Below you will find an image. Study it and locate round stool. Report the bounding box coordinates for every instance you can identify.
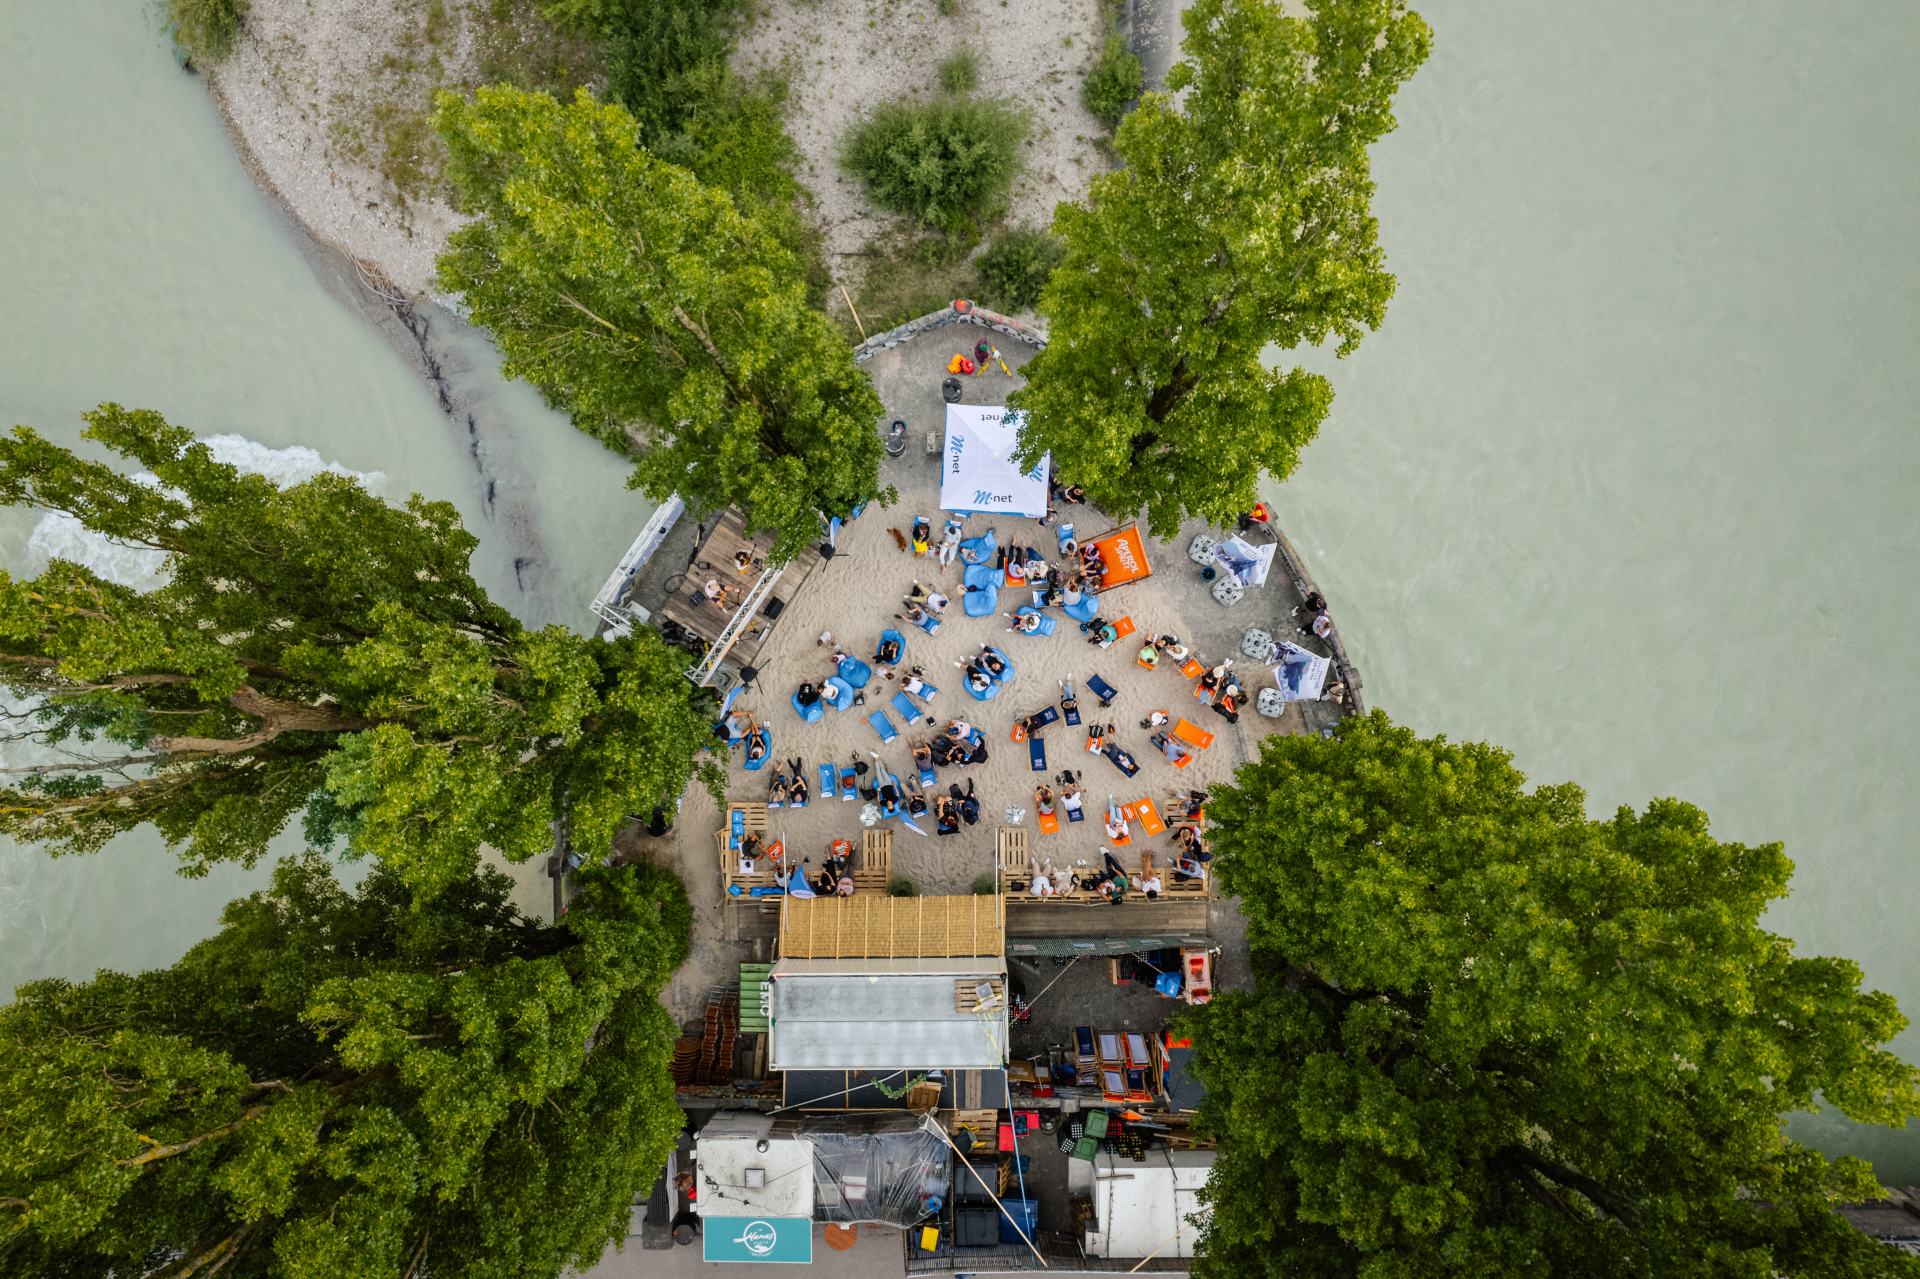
[1187,534,1217,566]
[1257,687,1286,719]
[825,1224,859,1251]
[1211,576,1245,606]
[1241,626,1273,659]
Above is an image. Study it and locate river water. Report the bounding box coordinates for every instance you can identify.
[1273,1,1920,1177]
[0,3,641,995]
[1,1,1914,1178]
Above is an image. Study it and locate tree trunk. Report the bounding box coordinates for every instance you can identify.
[151,688,369,755]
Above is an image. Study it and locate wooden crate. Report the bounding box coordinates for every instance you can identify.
[953,977,1006,1013]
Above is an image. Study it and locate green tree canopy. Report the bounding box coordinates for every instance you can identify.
[1191,711,1920,1279]
[1010,0,1430,536]
[0,406,717,898]
[0,853,690,1279]
[436,85,889,560]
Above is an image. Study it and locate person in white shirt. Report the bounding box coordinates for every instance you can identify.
[1028,857,1057,898]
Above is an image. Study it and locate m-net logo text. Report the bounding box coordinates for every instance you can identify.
[974,489,1013,505]
[733,1219,779,1257]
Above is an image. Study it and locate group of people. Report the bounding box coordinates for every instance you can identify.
[934,779,982,836]
[955,645,1010,693]
[1196,659,1245,724]
[1134,633,1192,670]
[1032,772,1086,821]
[794,839,856,897]
[1024,849,1156,905]
[897,580,952,629]
[766,758,810,807]
[1295,589,1334,641]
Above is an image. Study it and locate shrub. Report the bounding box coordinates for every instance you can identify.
[977,226,1065,311]
[166,0,244,66]
[1083,34,1144,130]
[938,49,979,94]
[842,97,1029,236]
[889,877,919,897]
[970,872,997,896]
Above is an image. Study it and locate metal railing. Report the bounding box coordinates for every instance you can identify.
[686,561,786,687]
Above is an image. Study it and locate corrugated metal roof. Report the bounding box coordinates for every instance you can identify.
[771,974,1007,1070]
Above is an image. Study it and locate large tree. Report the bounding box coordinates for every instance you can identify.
[1192,711,1920,1279]
[436,85,888,561]
[1010,0,1430,536]
[0,853,690,1279]
[0,406,717,899]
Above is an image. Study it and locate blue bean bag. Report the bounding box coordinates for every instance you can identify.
[874,628,906,666]
[983,646,1017,684]
[742,729,772,771]
[958,530,997,565]
[965,674,1005,702]
[1011,606,1057,638]
[838,656,873,690]
[790,690,825,723]
[964,586,998,618]
[822,675,856,711]
[1063,593,1099,623]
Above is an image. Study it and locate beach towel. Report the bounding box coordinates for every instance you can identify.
[1039,808,1059,834]
[1029,735,1047,772]
[1087,673,1118,706]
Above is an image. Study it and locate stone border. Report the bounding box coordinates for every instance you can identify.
[852,300,1049,365]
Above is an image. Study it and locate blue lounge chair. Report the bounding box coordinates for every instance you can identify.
[891,691,924,724]
[917,758,938,788]
[822,675,856,711]
[958,530,997,566]
[874,628,906,667]
[868,710,899,744]
[839,761,859,799]
[1057,523,1076,555]
[909,611,942,635]
[1011,606,1057,638]
[791,690,825,723]
[1063,594,1099,623]
[838,657,873,690]
[818,762,837,800]
[743,728,772,771]
[1029,734,1047,772]
[875,764,903,819]
[1087,673,1119,707]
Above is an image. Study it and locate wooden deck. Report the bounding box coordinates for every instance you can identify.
[656,507,821,672]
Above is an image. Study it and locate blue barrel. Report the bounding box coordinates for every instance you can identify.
[1155,971,1183,998]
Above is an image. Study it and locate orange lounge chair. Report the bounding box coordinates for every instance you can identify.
[1173,719,1215,750]
[1111,616,1136,644]
[1039,808,1060,834]
[1179,657,1204,679]
[1135,797,1167,836]
[1135,651,1158,672]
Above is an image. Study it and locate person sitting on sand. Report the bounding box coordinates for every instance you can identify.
[1034,784,1055,816]
[956,779,981,825]
[899,604,930,628]
[767,771,789,808]
[912,739,934,771]
[912,517,931,556]
[1137,643,1159,669]
[948,717,977,740]
[811,869,836,896]
[1154,634,1191,663]
[1007,610,1042,635]
[1060,781,1084,821]
[924,589,951,615]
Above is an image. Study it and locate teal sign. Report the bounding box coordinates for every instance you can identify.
[702,1216,814,1264]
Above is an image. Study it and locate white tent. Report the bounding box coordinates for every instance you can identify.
[1078,1149,1214,1259]
[940,404,1049,518]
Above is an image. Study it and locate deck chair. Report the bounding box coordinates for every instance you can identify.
[1029,734,1047,772]
[1135,797,1167,836]
[1060,677,1082,726]
[910,611,942,635]
[818,762,837,800]
[891,691,924,724]
[1087,673,1119,707]
[838,761,859,799]
[868,710,899,744]
[1110,616,1137,645]
[1174,719,1215,750]
[1180,658,1204,680]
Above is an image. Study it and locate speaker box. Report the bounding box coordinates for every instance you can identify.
[763,597,786,620]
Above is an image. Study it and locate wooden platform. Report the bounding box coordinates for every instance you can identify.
[1005,898,1208,936]
[779,893,1005,959]
[656,506,821,671]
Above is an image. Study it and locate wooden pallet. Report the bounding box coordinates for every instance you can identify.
[953,977,1006,1013]
[858,828,893,891]
[997,826,1030,894]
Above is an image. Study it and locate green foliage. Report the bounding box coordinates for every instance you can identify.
[938,49,980,94]
[977,226,1064,312]
[1081,34,1143,129]
[533,0,745,138]
[166,0,244,66]
[1188,710,1920,1279]
[437,87,888,560]
[889,877,918,897]
[1011,0,1429,536]
[970,871,996,895]
[842,97,1029,237]
[844,230,978,338]
[0,854,691,1279]
[0,406,718,898]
